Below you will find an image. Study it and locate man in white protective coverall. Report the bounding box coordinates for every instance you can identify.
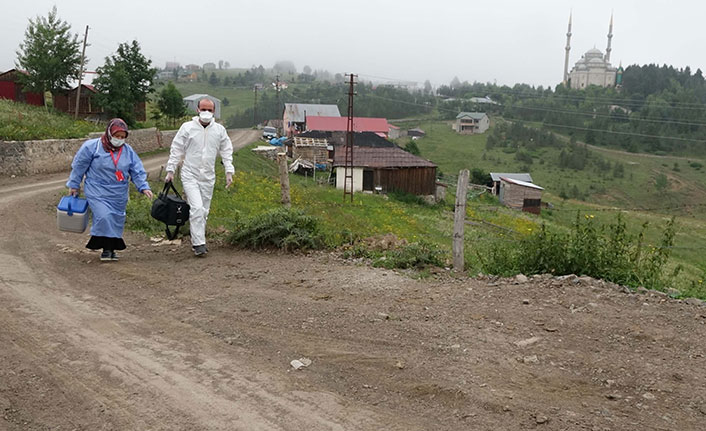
[165,97,234,257]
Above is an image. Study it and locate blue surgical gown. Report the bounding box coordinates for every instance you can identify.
[66,138,150,238]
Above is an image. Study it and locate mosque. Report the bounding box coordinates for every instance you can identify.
[562,13,624,89]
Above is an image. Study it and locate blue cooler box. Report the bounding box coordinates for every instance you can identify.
[57,196,90,233]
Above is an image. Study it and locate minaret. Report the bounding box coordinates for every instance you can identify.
[563,12,572,86]
[605,12,614,63]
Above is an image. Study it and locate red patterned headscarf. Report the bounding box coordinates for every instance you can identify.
[101,118,129,152]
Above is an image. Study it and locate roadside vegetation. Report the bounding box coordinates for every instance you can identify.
[0,99,101,140]
[125,135,706,299]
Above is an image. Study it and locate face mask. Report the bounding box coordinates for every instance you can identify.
[110,137,125,147]
[199,111,214,123]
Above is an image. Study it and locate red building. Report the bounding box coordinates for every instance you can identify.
[0,69,45,106]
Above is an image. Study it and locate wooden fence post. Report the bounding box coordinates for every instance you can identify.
[277,152,291,208]
[453,169,469,272]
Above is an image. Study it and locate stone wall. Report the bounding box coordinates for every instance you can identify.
[0,128,178,177]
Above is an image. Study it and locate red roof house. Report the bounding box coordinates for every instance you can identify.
[306,116,390,137]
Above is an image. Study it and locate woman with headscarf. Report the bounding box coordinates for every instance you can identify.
[66,118,154,262]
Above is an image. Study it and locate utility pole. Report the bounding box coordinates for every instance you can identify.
[253,83,259,126]
[275,74,281,115]
[74,25,89,119]
[343,73,357,202]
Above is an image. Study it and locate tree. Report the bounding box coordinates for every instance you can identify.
[218,60,224,70]
[423,80,432,95]
[303,65,312,75]
[450,76,461,89]
[655,173,668,191]
[93,63,135,123]
[209,72,219,86]
[112,41,156,105]
[273,60,296,74]
[157,81,186,126]
[222,96,230,106]
[404,140,421,156]
[15,6,81,107]
[93,40,156,125]
[224,61,230,69]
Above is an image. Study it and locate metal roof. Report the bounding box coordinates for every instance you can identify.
[284,103,341,123]
[469,97,498,104]
[183,93,221,102]
[332,146,436,168]
[306,116,389,133]
[456,112,488,120]
[500,177,544,190]
[490,172,533,182]
[298,131,396,148]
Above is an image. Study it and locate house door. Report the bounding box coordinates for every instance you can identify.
[363,170,374,191]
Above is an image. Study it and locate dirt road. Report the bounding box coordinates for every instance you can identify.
[2,129,706,430]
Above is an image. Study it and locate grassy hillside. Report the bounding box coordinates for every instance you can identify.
[398,119,706,289]
[126,136,706,298]
[0,99,102,140]
[157,81,257,119]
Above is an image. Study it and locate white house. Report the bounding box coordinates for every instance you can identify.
[453,112,489,134]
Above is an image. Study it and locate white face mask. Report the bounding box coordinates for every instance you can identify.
[110,136,126,147]
[199,111,214,123]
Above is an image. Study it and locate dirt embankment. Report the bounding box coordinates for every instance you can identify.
[1,129,705,430]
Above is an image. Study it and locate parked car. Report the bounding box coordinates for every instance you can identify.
[262,126,278,140]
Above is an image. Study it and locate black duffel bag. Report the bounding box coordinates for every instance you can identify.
[150,181,190,240]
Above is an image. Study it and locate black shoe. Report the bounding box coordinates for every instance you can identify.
[110,251,119,261]
[193,244,207,257]
[100,250,112,262]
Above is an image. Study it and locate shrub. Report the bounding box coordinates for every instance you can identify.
[473,213,679,291]
[372,241,447,270]
[344,240,447,270]
[227,208,323,251]
[388,190,428,206]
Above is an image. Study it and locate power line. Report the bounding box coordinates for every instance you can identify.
[509,105,706,128]
[475,90,706,110]
[507,117,706,143]
[359,92,706,144]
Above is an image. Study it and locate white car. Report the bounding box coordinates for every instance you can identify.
[262,126,278,140]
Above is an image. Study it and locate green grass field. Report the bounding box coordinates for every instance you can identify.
[399,118,706,289]
[0,99,102,140]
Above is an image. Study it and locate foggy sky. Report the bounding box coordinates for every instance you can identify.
[0,0,703,89]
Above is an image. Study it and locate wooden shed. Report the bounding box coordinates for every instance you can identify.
[53,84,103,118]
[498,177,544,214]
[332,146,437,195]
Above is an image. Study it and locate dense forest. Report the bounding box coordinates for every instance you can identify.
[438,64,706,155]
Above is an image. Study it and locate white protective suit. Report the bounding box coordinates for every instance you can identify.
[166,117,234,246]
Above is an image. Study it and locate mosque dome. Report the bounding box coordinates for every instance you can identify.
[585,48,604,58]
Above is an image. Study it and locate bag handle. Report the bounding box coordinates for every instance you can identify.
[66,198,73,216]
[161,180,184,199]
[165,225,181,241]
